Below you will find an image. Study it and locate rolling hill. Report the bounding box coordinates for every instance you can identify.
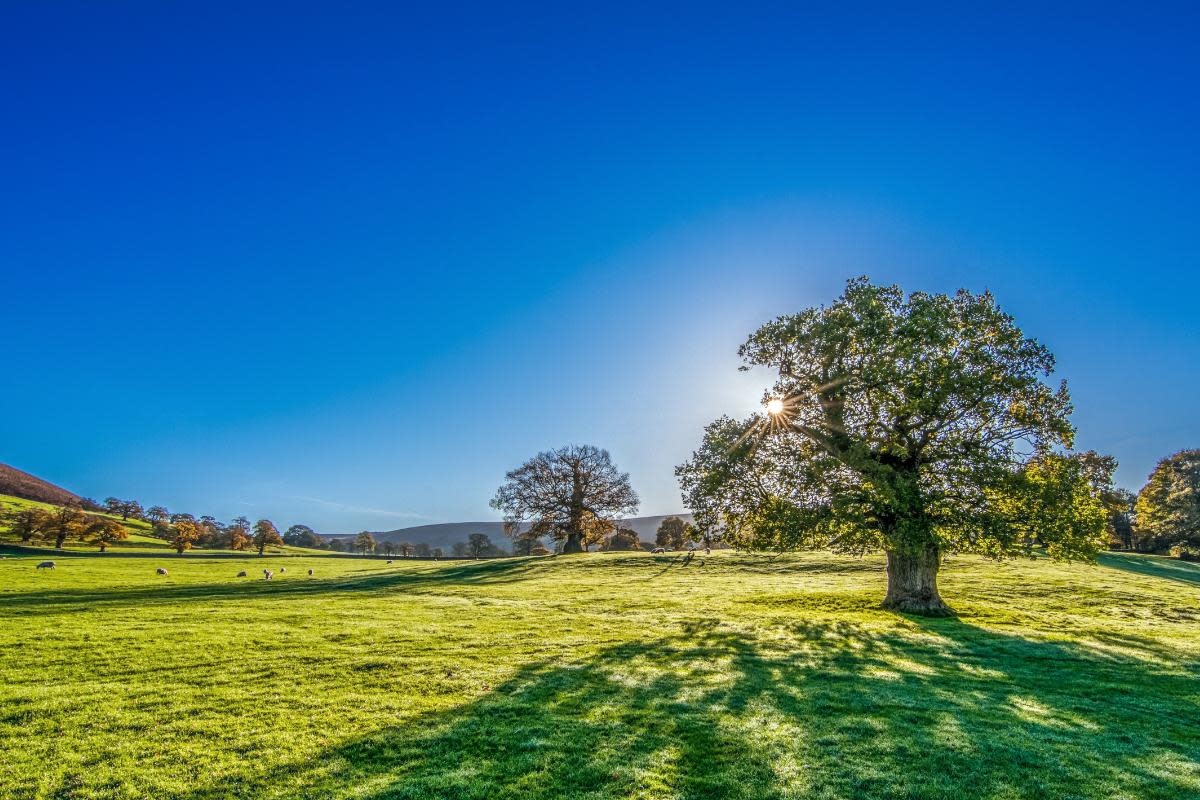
[329,514,696,550]
[0,462,83,507]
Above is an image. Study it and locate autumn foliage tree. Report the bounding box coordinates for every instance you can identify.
[677,278,1103,615]
[252,519,283,555]
[43,505,87,549]
[171,519,203,553]
[492,444,639,554]
[83,517,129,552]
[4,506,48,543]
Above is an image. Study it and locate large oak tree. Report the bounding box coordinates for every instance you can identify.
[677,278,1105,614]
[492,445,639,554]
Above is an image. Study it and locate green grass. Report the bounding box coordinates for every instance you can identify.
[1,550,1197,800]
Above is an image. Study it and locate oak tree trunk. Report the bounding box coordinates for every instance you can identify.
[562,532,584,554]
[882,544,952,616]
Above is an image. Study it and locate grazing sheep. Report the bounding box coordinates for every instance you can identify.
[651,548,665,554]
[156,567,168,576]
[279,567,285,573]
[263,569,273,580]
[36,560,56,569]
[307,568,313,576]
[387,560,393,564]
[237,570,248,577]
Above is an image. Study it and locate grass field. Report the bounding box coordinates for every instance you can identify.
[2,550,1198,800]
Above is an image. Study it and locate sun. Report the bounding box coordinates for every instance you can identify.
[765,397,785,415]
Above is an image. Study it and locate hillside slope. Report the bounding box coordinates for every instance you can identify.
[330,514,696,549]
[0,462,82,506]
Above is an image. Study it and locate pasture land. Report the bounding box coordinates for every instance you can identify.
[1,550,1198,799]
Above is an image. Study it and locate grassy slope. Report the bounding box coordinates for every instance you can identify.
[1,551,1197,800]
[0,494,322,556]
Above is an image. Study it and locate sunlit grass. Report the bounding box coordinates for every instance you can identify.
[1,550,1197,799]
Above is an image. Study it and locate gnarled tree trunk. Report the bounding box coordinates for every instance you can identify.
[882,543,952,616]
[562,532,584,553]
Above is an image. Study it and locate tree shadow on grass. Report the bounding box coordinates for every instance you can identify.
[1098,553,1200,587]
[152,618,1199,800]
[0,557,543,611]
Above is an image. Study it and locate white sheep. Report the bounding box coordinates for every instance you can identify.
[156,567,168,576]
[36,560,56,569]
[263,569,273,580]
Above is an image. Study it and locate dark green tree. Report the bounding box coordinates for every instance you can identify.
[655,516,694,550]
[1134,450,1200,555]
[677,278,1100,615]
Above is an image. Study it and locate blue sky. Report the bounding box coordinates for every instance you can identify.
[3,3,1198,532]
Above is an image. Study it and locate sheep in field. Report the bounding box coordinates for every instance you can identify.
[387,560,393,564]
[263,569,273,580]
[237,570,248,577]
[36,561,55,569]
[156,567,168,576]
[307,568,313,575]
[279,567,285,573]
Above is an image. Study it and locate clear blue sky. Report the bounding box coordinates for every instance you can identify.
[3,3,1198,533]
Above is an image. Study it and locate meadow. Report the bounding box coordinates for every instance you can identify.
[1,550,1198,800]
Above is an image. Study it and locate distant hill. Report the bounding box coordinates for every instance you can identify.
[0,462,83,507]
[329,514,696,550]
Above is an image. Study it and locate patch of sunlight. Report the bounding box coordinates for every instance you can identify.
[932,711,976,753]
[1076,636,1175,667]
[881,655,938,676]
[953,661,1007,679]
[1009,696,1099,731]
[1142,749,1200,787]
[862,667,904,681]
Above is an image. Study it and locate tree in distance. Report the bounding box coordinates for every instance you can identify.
[380,541,396,557]
[506,521,544,556]
[354,531,376,555]
[467,532,493,559]
[601,527,641,551]
[283,524,323,548]
[492,444,640,554]
[84,517,128,552]
[413,542,432,558]
[171,519,203,553]
[677,277,1107,615]
[4,506,48,543]
[252,519,283,555]
[398,541,415,557]
[43,505,87,549]
[1135,450,1200,556]
[655,516,695,550]
[103,498,143,521]
[225,517,251,551]
[144,506,169,524]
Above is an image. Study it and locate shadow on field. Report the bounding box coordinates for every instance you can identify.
[1098,553,1200,587]
[0,558,541,610]
[158,618,1199,800]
